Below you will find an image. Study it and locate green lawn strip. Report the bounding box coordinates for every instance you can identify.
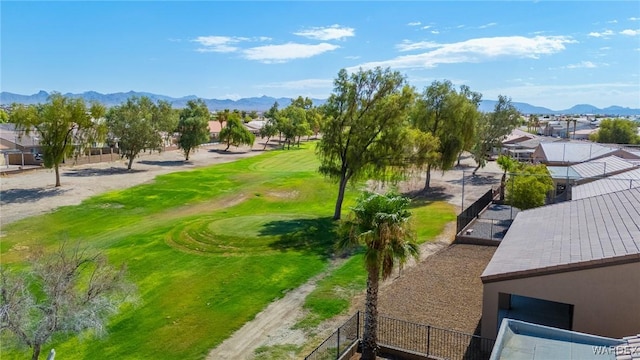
[254,344,301,360]
[296,201,456,332]
[0,144,364,359]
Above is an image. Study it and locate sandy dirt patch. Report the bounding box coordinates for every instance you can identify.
[0,144,261,226]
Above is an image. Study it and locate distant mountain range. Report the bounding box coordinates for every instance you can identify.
[2,90,640,116]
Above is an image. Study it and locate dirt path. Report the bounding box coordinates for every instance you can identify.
[215,157,503,359]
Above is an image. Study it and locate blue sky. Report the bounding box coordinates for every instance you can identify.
[2,1,639,110]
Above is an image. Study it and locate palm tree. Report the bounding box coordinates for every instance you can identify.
[339,192,419,360]
[497,155,519,202]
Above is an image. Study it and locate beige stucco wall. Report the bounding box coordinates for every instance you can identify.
[481,262,640,339]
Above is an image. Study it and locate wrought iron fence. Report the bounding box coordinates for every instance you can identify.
[304,312,359,360]
[305,312,495,360]
[457,189,495,233]
[376,315,495,360]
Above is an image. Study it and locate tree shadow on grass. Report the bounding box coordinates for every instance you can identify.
[208,148,250,155]
[63,168,146,177]
[402,186,453,203]
[261,217,338,258]
[447,174,499,186]
[0,187,68,204]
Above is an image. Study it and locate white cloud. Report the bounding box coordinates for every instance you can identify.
[620,29,640,36]
[243,43,339,63]
[396,40,441,52]
[258,78,333,89]
[293,25,355,41]
[192,36,248,53]
[564,61,597,69]
[608,20,618,24]
[630,17,640,21]
[479,22,498,29]
[588,30,614,38]
[422,25,432,30]
[348,35,576,71]
[345,55,361,60]
[431,30,440,34]
[407,21,421,26]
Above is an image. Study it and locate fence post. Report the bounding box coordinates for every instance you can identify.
[356,311,360,340]
[336,327,340,359]
[426,325,431,356]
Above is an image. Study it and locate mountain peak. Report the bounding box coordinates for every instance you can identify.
[1,90,639,115]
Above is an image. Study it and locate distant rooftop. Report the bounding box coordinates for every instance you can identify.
[571,155,637,179]
[481,187,640,283]
[537,142,619,163]
[572,168,640,200]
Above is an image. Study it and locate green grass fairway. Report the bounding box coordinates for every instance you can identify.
[0,143,455,359]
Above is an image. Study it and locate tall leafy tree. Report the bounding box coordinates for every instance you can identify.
[0,108,9,123]
[219,113,255,151]
[10,93,106,187]
[258,117,279,150]
[505,163,554,210]
[317,67,414,220]
[155,101,179,150]
[497,155,519,201]
[411,80,481,189]
[280,105,310,148]
[176,99,211,160]
[589,118,639,144]
[306,107,324,139]
[339,192,419,360]
[471,95,520,174]
[106,96,172,170]
[0,244,136,360]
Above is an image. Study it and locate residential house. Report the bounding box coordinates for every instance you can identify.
[0,123,42,166]
[481,187,640,340]
[572,167,640,200]
[532,142,640,166]
[547,155,639,201]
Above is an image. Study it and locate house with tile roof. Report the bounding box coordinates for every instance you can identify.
[571,167,640,200]
[532,142,640,166]
[547,156,639,201]
[480,187,640,340]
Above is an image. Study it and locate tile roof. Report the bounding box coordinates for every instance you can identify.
[571,155,637,179]
[507,137,559,149]
[618,334,640,360]
[481,187,640,282]
[538,142,618,163]
[572,168,640,200]
[0,123,41,148]
[502,129,537,144]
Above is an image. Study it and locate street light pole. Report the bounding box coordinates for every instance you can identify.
[461,170,465,212]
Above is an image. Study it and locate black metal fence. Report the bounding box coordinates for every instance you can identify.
[304,312,360,360]
[305,312,495,360]
[377,315,495,360]
[457,189,495,233]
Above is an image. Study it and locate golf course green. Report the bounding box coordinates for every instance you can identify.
[0,144,455,359]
